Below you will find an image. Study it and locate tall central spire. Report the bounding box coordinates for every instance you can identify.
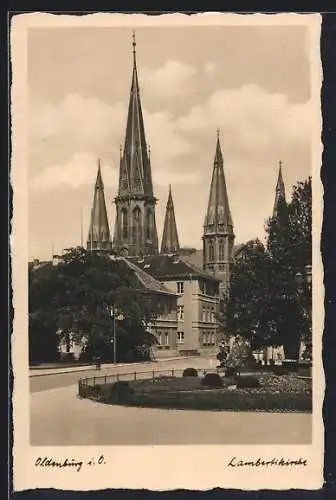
[204,131,233,233]
[117,31,154,198]
[161,185,180,254]
[113,33,158,257]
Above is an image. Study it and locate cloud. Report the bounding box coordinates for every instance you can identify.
[141,60,197,101]
[204,62,218,76]
[29,93,197,190]
[178,84,312,152]
[29,94,126,149]
[31,152,118,190]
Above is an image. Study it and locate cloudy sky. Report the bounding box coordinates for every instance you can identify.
[27,24,313,260]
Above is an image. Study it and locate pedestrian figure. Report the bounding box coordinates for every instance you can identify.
[96,356,101,371]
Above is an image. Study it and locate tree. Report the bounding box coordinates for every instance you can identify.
[29,248,165,364]
[227,239,280,350]
[227,177,312,360]
[265,177,312,359]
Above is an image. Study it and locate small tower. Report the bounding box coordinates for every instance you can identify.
[113,31,159,257]
[203,130,235,299]
[87,159,112,252]
[160,185,180,254]
[273,160,286,217]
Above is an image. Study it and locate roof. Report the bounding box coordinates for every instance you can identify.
[160,185,180,254]
[116,34,154,199]
[87,160,112,250]
[128,254,220,283]
[181,245,245,269]
[120,257,178,297]
[204,134,233,234]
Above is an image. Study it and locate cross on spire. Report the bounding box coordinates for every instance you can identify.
[132,30,136,56]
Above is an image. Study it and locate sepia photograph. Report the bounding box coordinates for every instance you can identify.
[11,12,323,491]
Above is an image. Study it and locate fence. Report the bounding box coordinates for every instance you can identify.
[78,366,220,399]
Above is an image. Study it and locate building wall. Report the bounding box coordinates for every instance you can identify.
[155,277,220,353]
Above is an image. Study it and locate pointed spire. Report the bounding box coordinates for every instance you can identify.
[160,185,180,254]
[117,32,154,198]
[87,160,112,252]
[204,132,233,233]
[273,160,286,216]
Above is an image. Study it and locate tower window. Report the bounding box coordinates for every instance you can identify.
[209,243,215,262]
[219,240,225,261]
[177,282,184,294]
[132,207,141,244]
[121,209,128,239]
[147,209,152,239]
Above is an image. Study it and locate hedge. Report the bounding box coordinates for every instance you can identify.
[125,390,312,412]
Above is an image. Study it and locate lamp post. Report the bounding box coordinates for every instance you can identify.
[111,305,117,365]
[109,305,124,365]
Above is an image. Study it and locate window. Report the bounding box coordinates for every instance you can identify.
[146,209,152,239]
[211,332,215,345]
[208,242,215,262]
[177,282,184,294]
[177,331,184,344]
[199,281,205,294]
[177,305,184,321]
[121,208,128,239]
[164,332,169,345]
[202,332,207,345]
[206,307,211,323]
[207,332,211,345]
[202,307,206,322]
[219,240,225,261]
[157,332,162,345]
[211,308,216,323]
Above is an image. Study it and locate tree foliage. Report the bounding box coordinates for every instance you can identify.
[29,248,166,364]
[227,178,312,359]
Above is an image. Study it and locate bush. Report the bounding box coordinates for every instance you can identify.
[183,367,198,377]
[236,375,261,389]
[273,366,290,376]
[61,353,75,363]
[106,381,133,403]
[225,366,237,377]
[201,372,223,387]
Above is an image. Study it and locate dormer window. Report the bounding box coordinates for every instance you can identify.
[177,282,184,294]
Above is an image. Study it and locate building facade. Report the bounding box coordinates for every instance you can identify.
[129,254,221,356]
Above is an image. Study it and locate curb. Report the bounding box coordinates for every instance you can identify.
[29,356,197,378]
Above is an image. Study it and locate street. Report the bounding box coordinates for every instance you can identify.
[30,356,216,393]
[30,356,312,446]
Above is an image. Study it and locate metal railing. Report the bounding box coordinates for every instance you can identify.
[78,366,220,398]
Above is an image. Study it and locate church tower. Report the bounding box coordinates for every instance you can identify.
[203,131,234,299]
[113,32,159,257]
[273,160,286,217]
[160,185,180,254]
[87,159,112,252]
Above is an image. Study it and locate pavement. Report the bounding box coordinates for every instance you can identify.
[29,355,312,446]
[29,356,193,377]
[30,383,312,446]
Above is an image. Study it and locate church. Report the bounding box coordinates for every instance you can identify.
[83,34,285,358]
